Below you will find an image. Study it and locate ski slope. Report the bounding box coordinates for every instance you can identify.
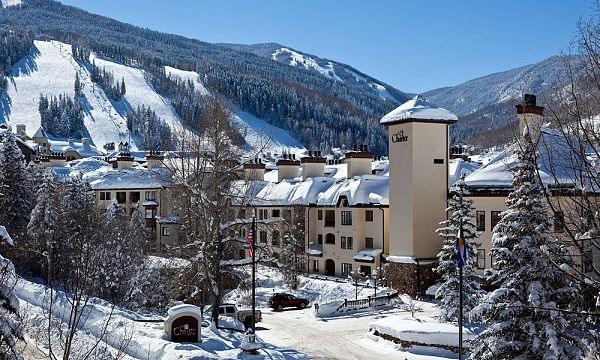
[1,0,21,8]
[164,66,305,154]
[2,40,140,149]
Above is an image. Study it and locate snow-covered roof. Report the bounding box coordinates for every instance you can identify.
[449,158,480,185]
[380,95,458,125]
[157,214,180,224]
[464,128,580,190]
[316,175,388,206]
[32,127,48,139]
[307,244,323,256]
[49,139,104,157]
[88,167,172,190]
[353,248,382,262]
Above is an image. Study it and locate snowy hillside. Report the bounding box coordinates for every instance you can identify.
[2,40,138,149]
[163,66,305,154]
[0,39,305,153]
[221,42,409,105]
[1,0,21,8]
[423,55,579,116]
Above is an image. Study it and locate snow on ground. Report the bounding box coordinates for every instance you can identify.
[91,53,182,135]
[272,47,342,82]
[2,40,135,149]
[16,277,307,359]
[163,65,305,155]
[1,0,21,7]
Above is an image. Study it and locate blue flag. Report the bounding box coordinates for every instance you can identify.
[456,226,467,268]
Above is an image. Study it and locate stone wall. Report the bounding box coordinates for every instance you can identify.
[386,261,438,297]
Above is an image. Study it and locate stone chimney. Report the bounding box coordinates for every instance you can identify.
[345,145,373,178]
[301,150,326,180]
[277,153,300,182]
[146,150,164,170]
[243,158,266,181]
[116,152,134,169]
[516,94,544,145]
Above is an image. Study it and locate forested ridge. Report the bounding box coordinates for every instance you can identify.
[0,0,413,154]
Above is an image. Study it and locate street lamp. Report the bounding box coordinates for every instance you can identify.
[372,269,379,297]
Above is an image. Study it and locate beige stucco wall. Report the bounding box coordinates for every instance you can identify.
[301,162,325,179]
[388,121,449,259]
[467,196,508,273]
[346,158,372,178]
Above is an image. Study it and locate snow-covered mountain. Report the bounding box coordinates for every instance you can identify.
[1,39,305,153]
[222,42,409,105]
[423,56,576,117]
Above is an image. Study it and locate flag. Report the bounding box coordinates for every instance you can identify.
[456,225,467,268]
[247,219,255,257]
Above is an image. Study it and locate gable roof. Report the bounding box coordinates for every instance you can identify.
[380,95,458,125]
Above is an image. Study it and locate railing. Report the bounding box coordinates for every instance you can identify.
[336,291,399,313]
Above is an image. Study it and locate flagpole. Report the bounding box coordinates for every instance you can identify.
[458,220,464,360]
[251,212,256,334]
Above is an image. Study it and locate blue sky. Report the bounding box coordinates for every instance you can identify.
[61,0,594,93]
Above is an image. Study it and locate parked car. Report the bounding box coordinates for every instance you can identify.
[269,293,309,311]
[219,304,262,330]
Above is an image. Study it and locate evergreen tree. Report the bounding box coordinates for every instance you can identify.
[27,168,58,276]
[0,225,23,360]
[120,77,126,96]
[434,177,482,322]
[0,131,32,241]
[469,133,588,359]
[74,72,82,96]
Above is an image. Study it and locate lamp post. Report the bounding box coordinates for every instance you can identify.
[372,269,379,297]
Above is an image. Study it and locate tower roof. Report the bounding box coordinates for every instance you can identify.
[32,126,48,139]
[380,95,458,125]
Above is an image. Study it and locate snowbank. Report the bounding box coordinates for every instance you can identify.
[369,315,481,349]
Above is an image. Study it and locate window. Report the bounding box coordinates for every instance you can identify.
[130,191,140,204]
[145,208,156,219]
[341,236,346,249]
[365,237,374,249]
[476,249,485,269]
[260,231,267,243]
[145,191,157,200]
[271,231,280,246]
[238,209,246,219]
[162,227,170,237]
[554,211,564,233]
[491,211,502,230]
[317,234,323,245]
[99,192,111,201]
[272,209,281,218]
[434,158,444,164]
[341,263,352,276]
[341,211,352,226]
[258,209,269,220]
[241,228,246,238]
[325,233,335,245]
[365,210,374,222]
[116,192,126,204]
[360,265,371,276]
[476,211,485,231]
[584,250,593,273]
[325,210,335,227]
[318,210,323,220]
[313,260,319,272]
[341,236,353,250]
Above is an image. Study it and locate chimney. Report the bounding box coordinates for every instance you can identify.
[82,137,90,146]
[346,144,373,178]
[68,137,74,147]
[146,150,164,170]
[516,94,544,145]
[116,152,134,169]
[15,124,25,137]
[243,158,266,181]
[301,150,326,180]
[277,157,300,182]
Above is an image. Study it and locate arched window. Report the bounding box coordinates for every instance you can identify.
[325,233,335,245]
[272,230,280,246]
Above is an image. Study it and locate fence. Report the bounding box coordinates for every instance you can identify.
[336,291,399,313]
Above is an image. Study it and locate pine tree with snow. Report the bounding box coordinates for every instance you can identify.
[27,168,58,275]
[435,177,483,322]
[0,225,23,360]
[0,130,33,240]
[120,77,126,96]
[469,134,588,359]
[74,73,82,96]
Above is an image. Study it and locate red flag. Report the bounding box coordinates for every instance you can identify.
[247,227,254,257]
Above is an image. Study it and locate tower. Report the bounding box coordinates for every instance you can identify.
[380,95,457,295]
